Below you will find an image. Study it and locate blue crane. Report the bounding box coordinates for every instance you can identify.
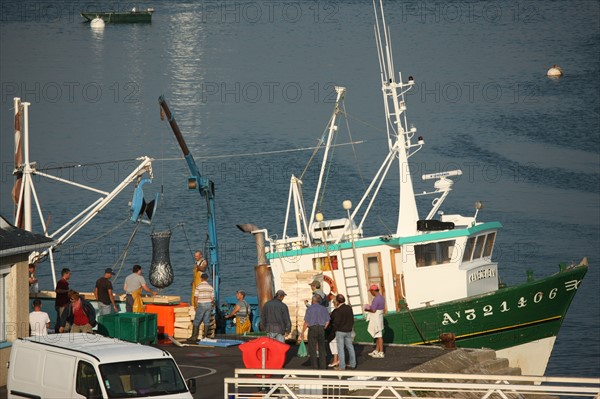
[158,95,223,332]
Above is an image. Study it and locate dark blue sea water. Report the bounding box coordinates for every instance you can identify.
[1,0,598,377]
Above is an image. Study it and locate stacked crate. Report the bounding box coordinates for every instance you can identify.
[280,271,322,340]
[172,305,216,340]
[173,305,195,339]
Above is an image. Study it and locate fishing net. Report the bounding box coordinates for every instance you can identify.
[149,230,174,288]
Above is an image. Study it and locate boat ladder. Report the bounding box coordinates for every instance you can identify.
[339,250,364,315]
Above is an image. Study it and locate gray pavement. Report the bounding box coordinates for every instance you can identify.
[166,335,447,398]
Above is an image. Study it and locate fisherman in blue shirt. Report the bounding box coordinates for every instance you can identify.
[298,294,330,369]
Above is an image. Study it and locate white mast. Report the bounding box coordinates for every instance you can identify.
[10,98,154,287]
[308,86,346,238]
[374,0,421,236]
[13,99,34,231]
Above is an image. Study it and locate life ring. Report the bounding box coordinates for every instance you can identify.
[323,275,336,295]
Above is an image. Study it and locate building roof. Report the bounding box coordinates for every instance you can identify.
[0,214,54,258]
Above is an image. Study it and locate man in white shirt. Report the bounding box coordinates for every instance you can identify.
[123,264,157,312]
[29,299,50,336]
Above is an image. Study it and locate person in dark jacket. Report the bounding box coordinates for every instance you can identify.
[58,290,97,333]
[54,268,71,332]
[330,294,356,370]
[260,290,291,343]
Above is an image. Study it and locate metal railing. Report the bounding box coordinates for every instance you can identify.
[225,369,600,399]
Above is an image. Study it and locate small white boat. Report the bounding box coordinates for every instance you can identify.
[90,17,105,29]
[547,64,564,77]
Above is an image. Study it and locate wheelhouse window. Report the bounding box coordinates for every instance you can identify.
[473,235,486,259]
[312,255,338,271]
[483,232,496,257]
[415,240,455,267]
[463,232,496,262]
[462,237,476,262]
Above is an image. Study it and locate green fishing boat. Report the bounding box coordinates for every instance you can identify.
[244,0,589,377]
[81,7,154,23]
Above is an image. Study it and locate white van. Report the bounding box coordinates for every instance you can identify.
[7,333,196,398]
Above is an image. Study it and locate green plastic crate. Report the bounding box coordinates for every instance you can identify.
[118,313,157,344]
[97,313,157,344]
[97,313,120,337]
[145,313,158,343]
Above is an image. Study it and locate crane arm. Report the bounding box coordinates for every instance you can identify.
[158,96,221,323]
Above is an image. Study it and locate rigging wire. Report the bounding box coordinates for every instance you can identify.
[35,158,141,172]
[33,141,366,173]
[154,139,364,162]
[338,108,388,138]
[316,116,340,212]
[111,219,143,283]
[180,223,195,260]
[300,113,336,180]
[341,101,394,235]
[63,217,131,250]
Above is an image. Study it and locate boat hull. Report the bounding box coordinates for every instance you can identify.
[81,11,153,23]
[353,264,587,375]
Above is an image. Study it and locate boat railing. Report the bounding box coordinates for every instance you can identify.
[273,235,307,252]
[440,214,477,228]
[226,369,600,399]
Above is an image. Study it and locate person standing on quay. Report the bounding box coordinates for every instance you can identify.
[28,262,39,293]
[191,250,208,307]
[54,268,71,332]
[225,289,252,335]
[124,264,157,313]
[331,294,356,370]
[364,284,385,358]
[94,268,119,315]
[299,294,330,369]
[305,279,328,307]
[260,290,291,343]
[29,299,50,337]
[327,296,340,368]
[188,273,214,342]
[58,291,97,333]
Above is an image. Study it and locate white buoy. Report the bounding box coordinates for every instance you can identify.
[90,17,105,29]
[547,65,563,78]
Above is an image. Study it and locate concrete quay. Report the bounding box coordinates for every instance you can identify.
[166,336,512,399]
[1,335,515,398]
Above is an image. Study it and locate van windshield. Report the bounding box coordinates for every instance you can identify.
[99,358,188,398]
